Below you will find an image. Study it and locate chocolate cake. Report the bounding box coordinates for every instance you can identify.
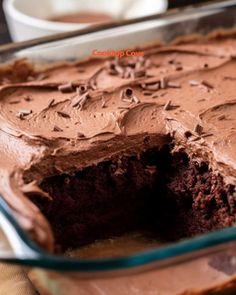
[0,30,236,256]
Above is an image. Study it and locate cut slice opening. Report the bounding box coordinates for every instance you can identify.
[30,145,236,252]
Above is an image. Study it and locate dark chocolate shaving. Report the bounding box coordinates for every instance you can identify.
[16,109,32,120]
[223,76,236,81]
[132,96,140,104]
[175,66,183,71]
[48,99,55,108]
[167,82,181,89]
[88,68,104,90]
[9,100,20,105]
[189,80,201,86]
[121,88,140,104]
[117,106,130,110]
[168,59,175,64]
[134,69,146,78]
[125,88,133,98]
[53,125,63,132]
[184,131,192,138]
[160,77,167,89]
[101,97,106,108]
[58,82,74,93]
[142,91,153,96]
[160,92,167,97]
[140,83,146,89]
[163,100,172,111]
[72,92,89,110]
[106,56,148,80]
[24,96,33,102]
[190,136,201,142]
[72,99,81,108]
[77,132,85,138]
[218,114,226,121]
[77,84,88,95]
[194,123,203,135]
[89,79,97,90]
[115,65,124,75]
[57,111,71,119]
[201,80,214,89]
[106,61,119,76]
[144,59,151,68]
[201,133,214,138]
[123,68,132,79]
[145,83,160,91]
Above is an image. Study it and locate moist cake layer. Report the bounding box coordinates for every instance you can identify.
[0,30,236,252]
[30,146,235,251]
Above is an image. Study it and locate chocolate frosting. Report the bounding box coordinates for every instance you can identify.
[0,30,236,251]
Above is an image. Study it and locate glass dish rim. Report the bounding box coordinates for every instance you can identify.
[1,197,236,272]
[0,0,235,57]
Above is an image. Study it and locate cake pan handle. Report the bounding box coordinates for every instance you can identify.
[0,197,39,260]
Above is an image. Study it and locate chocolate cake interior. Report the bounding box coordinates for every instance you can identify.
[30,143,235,252]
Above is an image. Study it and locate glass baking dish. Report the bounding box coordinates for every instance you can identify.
[1,1,236,294]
